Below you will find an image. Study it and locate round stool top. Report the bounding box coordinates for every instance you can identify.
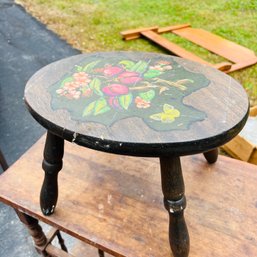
[24,52,249,157]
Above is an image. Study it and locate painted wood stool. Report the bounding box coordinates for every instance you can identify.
[24,52,249,257]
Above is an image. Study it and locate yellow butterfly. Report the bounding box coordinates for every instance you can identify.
[150,104,180,123]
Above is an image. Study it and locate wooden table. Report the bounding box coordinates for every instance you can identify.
[24,52,249,257]
[1,137,257,257]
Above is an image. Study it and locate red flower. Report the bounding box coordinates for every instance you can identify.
[102,84,129,96]
[118,71,142,84]
[103,66,123,76]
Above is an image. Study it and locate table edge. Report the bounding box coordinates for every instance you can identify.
[24,98,249,157]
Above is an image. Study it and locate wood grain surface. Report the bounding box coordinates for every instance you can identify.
[140,31,210,65]
[0,135,257,257]
[24,52,249,156]
[172,28,257,63]
[71,242,112,257]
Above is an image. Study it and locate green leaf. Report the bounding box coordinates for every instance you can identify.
[119,60,135,70]
[150,113,162,121]
[83,101,96,116]
[61,77,73,87]
[130,60,149,73]
[118,93,133,110]
[139,90,155,102]
[83,60,100,72]
[94,98,110,115]
[75,65,83,72]
[144,69,162,79]
[89,78,102,96]
[83,98,111,116]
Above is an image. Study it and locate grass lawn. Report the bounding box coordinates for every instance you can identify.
[17,0,257,105]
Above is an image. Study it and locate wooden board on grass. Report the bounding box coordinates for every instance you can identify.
[121,24,257,73]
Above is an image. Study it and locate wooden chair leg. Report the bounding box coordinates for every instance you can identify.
[14,209,51,256]
[0,148,9,171]
[1,150,52,255]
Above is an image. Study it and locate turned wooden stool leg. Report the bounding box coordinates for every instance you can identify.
[203,148,219,164]
[15,210,51,256]
[160,156,189,257]
[41,131,64,216]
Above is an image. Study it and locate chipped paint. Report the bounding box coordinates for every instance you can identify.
[107,194,112,205]
[72,132,78,143]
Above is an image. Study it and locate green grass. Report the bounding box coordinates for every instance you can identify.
[17,0,257,105]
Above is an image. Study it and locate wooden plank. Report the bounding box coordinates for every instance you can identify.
[72,241,113,257]
[249,149,257,164]
[173,27,257,63]
[224,57,257,73]
[223,105,257,164]
[157,23,191,34]
[120,26,158,40]
[222,135,254,161]
[140,30,211,65]
[46,244,75,257]
[0,136,257,256]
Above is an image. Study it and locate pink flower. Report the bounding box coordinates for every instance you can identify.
[73,91,81,99]
[163,65,172,70]
[103,66,123,76]
[118,71,142,84]
[135,96,150,108]
[102,84,129,96]
[149,61,173,72]
[63,82,80,90]
[56,88,65,95]
[63,90,81,100]
[73,72,91,83]
[157,60,171,65]
[149,65,163,71]
[56,81,83,100]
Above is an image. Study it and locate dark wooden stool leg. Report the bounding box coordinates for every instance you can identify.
[41,131,64,216]
[15,210,51,256]
[203,148,219,164]
[160,156,189,257]
[0,148,9,171]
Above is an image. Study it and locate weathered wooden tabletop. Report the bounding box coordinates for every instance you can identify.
[1,136,257,257]
[24,52,249,156]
